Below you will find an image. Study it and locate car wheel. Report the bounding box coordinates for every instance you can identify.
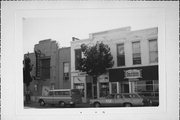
[39,100,45,106]
[94,102,101,107]
[59,101,66,107]
[124,103,132,107]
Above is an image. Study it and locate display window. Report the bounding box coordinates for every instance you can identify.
[134,80,159,97]
[99,83,109,98]
[74,83,85,97]
[111,82,118,94]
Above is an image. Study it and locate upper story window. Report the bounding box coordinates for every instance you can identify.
[132,41,141,65]
[149,39,158,63]
[40,58,50,79]
[63,62,69,80]
[75,49,82,70]
[117,43,125,66]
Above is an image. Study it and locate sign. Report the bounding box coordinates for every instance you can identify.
[42,86,50,96]
[98,74,109,83]
[74,76,86,83]
[124,69,142,79]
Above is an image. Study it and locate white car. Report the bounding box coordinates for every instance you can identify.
[90,93,150,107]
[38,89,82,107]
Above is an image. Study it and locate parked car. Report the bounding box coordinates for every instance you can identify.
[38,89,82,107]
[138,92,159,106]
[89,93,152,107]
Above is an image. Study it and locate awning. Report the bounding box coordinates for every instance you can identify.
[109,65,158,82]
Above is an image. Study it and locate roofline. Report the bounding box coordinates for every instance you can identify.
[108,64,158,70]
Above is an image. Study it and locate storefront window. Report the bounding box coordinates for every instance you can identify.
[74,83,84,97]
[120,82,129,93]
[134,80,158,97]
[111,82,117,94]
[99,83,109,98]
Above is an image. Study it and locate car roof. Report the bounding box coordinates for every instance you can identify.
[110,93,139,95]
[49,89,71,92]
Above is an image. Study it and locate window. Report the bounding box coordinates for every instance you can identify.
[99,83,109,98]
[132,41,141,65]
[116,94,123,99]
[111,82,117,94]
[54,91,70,96]
[40,58,50,79]
[63,62,69,80]
[149,39,158,63]
[49,91,54,96]
[75,49,82,70]
[117,44,125,66]
[134,80,159,97]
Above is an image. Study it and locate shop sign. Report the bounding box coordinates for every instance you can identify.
[124,69,142,79]
[74,76,85,83]
[78,72,87,76]
[98,75,109,83]
[42,86,50,96]
[129,78,139,82]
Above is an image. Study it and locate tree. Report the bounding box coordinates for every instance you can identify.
[23,54,33,89]
[77,42,114,84]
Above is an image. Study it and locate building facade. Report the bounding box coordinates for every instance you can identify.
[58,47,71,89]
[24,39,71,102]
[71,27,158,102]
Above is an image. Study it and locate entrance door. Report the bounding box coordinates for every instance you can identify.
[86,83,92,98]
[93,85,97,98]
[124,84,129,93]
[120,83,129,93]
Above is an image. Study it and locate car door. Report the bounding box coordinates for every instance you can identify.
[114,94,124,106]
[103,94,115,106]
[45,91,54,104]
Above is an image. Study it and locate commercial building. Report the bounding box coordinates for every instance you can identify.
[71,27,158,102]
[24,39,71,102]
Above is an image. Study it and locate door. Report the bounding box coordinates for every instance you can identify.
[103,94,115,106]
[45,91,54,104]
[123,84,129,93]
[114,94,124,106]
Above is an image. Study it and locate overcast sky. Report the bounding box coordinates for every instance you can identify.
[23,9,162,54]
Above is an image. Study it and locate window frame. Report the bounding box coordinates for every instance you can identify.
[132,41,141,65]
[74,49,82,70]
[63,62,70,81]
[116,43,125,67]
[149,39,158,63]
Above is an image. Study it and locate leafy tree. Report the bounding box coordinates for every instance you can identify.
[23,54,33,88]
[77,42,114,84]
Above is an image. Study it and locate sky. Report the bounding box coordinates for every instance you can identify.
[23,9,162,54]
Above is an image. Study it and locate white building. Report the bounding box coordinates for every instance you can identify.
[71,27,158,103]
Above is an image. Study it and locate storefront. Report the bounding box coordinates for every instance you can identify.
[72,73,93,103]
[109,65,159,98]
[97,74,109,98]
